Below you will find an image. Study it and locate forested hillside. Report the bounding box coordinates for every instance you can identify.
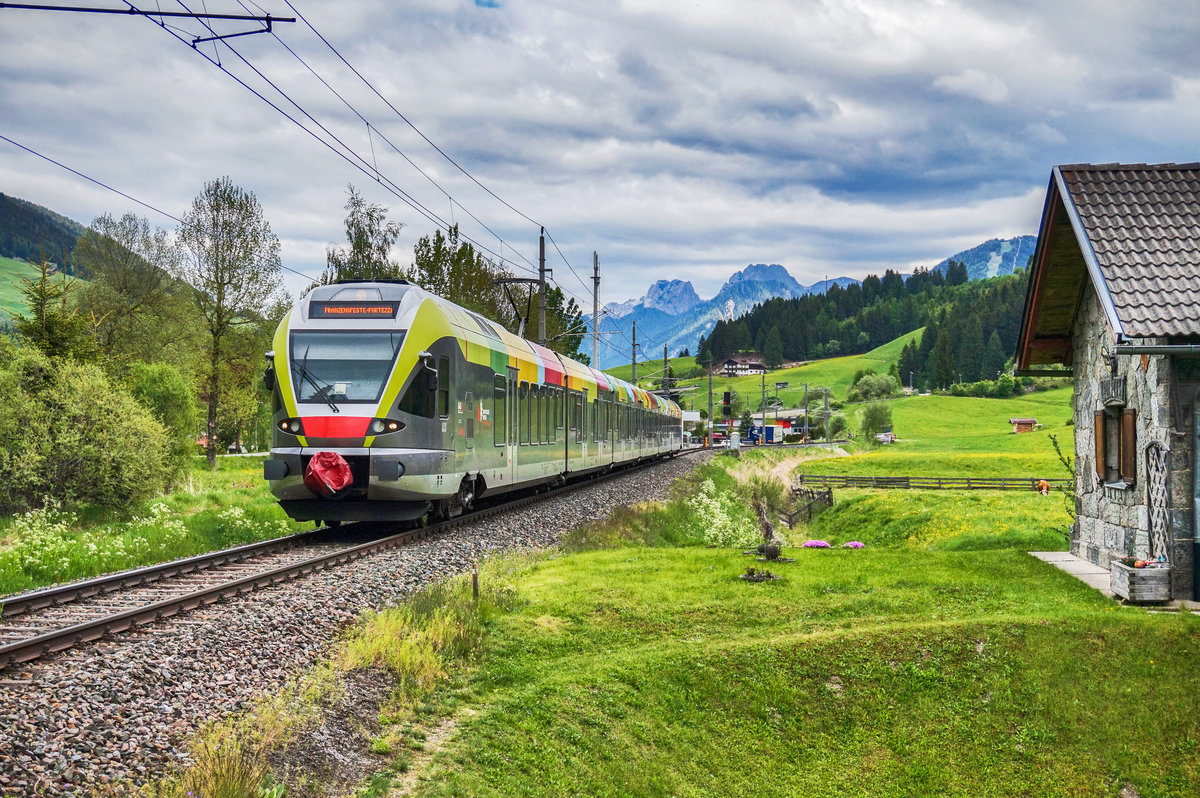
[0,193,86,273]
[698,262,1030,391]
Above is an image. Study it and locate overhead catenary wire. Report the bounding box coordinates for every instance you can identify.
[235,0,539,276]
[131,0,541,279]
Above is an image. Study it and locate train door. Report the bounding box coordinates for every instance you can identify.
[507,367,519,483]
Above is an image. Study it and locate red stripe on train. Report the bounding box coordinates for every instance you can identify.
[303,416,371,438]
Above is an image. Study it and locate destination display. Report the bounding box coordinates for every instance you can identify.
[310,301,400,319]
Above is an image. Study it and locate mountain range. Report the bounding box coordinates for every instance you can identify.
[590,235,1035,370]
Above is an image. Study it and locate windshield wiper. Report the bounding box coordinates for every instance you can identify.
[296,346,340,414]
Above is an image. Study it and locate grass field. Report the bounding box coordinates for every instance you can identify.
[399,547,1199,797]
[0,456,306,595]
[0,255,37,320]
[156,383,1197,797]
[604,329,922,407]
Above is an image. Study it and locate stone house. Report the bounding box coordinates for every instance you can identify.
[1015,162,1200,601]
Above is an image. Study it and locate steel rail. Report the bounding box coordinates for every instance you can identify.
[0,452,690,670]
[0,530,319,619]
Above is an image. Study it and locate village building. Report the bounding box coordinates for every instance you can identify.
[1008,418,1043,434]
[719,354,766,377]
[1016,162,1200,601]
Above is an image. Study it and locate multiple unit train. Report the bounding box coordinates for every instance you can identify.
[262,280,684,524]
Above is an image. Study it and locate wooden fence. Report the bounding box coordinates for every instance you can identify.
[792,474,1073,491]
[780,487,834,528]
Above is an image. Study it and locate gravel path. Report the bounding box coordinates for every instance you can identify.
[0,454,709,796]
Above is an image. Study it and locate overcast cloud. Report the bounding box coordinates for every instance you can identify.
[2,0,1199,306]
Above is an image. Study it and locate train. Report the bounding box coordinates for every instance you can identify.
[261,279,684,525]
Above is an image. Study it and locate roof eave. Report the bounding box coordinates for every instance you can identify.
[1052,165,1125,339]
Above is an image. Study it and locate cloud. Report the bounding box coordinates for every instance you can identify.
[2,0,1200,307]
[932,69,1011,104]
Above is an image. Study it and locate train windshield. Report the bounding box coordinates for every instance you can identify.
[290,331,405,404]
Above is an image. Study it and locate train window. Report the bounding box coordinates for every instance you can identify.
[519,382,529,446]
[525,383,533,446]
[493,375,506,446]
[575,394,585,443]
[437,357,450,418]
[292,331,404,404]
[540,384,549,441]
[398,365,436,418]
[556,386,565,430]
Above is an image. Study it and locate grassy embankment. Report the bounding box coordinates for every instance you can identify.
[0,456,305,596]
[0,255,38,321]
[163,382,1200,797]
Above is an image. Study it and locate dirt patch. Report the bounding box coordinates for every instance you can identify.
[387,713,466,796]
[731,448,849,486]
[269,667,394,797]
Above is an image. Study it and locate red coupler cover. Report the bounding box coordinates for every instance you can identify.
[304,451,353,497]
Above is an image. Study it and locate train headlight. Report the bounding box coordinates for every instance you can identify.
[279,418,304,435]
[369,418,405,434]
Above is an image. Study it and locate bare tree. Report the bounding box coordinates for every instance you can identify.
[177,177,281,468]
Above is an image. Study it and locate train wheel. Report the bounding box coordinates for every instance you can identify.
[455,477,476,515]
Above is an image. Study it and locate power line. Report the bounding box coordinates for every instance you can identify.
[0,132,322,285]
[237,0,539,276]
[0,133,182,223]
[279,0,541,229]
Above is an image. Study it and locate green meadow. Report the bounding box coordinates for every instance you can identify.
[401,547,1199,797]
[156,383,1200,798]
[0,255,37,320]
[605,329,921,407]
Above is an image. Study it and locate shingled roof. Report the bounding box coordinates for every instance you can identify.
[1017,162,1200,369]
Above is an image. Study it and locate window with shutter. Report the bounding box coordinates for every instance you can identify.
[1096,404,1137,488]
[1119,408,1137,487]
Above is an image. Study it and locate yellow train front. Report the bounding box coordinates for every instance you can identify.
[263,280,683,525]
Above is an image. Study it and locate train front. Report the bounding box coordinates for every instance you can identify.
[262,280,451,525]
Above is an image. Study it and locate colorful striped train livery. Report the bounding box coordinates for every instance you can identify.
[262,280,683,525]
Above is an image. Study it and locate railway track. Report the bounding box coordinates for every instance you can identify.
[0,453,687,671]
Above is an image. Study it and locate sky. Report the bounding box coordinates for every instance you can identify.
[2,0,1199,310]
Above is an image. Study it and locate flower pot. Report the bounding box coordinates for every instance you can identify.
[1110,561,1171,603]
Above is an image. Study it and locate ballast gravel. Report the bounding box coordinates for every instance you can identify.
[0,453,709,796]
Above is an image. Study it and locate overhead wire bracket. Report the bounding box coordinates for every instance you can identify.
[0,3,295,45]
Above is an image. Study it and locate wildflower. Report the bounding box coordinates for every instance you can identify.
[802,540,831,548]
[842,541,865,549]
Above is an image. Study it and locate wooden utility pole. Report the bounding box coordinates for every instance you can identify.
[592,252,599,366]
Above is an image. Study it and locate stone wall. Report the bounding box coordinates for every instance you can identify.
[1070,290,1195,599]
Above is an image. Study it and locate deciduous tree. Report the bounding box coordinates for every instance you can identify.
[318,185,404,284]
[176,177,282,468]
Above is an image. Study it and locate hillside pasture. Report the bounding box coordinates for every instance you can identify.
[664,329,923,410]
[0,255,37,320]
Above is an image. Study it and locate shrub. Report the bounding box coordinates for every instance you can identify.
[125,361,200,484]
[0,344,171,512]
[860,401,893,441]
[687,478,758,548]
